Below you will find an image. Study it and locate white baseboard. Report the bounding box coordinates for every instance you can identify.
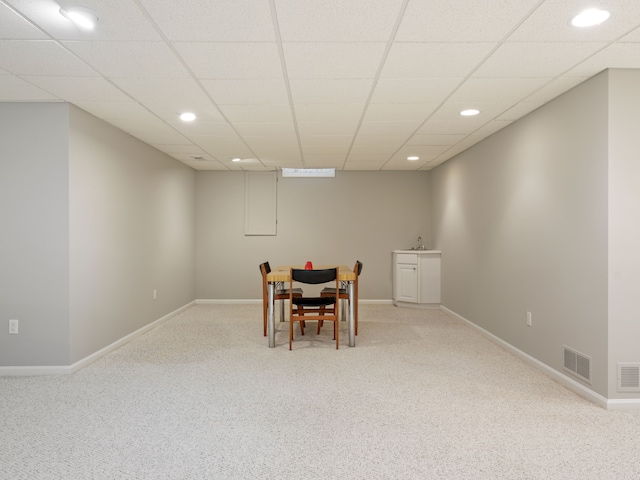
[441,306,640,411]
[0,301,196,376]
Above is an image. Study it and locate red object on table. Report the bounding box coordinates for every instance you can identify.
[305,261,313,270]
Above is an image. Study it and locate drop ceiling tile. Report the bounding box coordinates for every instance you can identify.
[358,120,422,136]
[283,42,386,79]
[111,77,212,106]
[261,160,305,169]
[275,0,404,41]
[218,104,293,123]
[525,76,590,103]
[396,0,541,42]
[497,101,546,121]
[448,77,553,103]
[370,78,461,103]
[303,154,346,167]
[352,134,410,145]
[139,0,275,41]
[297,122,358,136]
[0,3,48,39]
[348,151,393,162]
[362,103,439,122]
[152,144,208,155]
[170,121,238,137]
[381,158,431,170]
[294,103,364,123]
[174,43,283,79]
[509,0,640,42]
[0,40,97,76]
[473,42,608,77]
[417,120,483,136]
[190,135,254,156]
[429,101,513,122]
[381,43,496,78]
[233,122,296,137]
[343,161,386,170]
[129,129,190,145]
[243,135,299,148]
[22,75,133,103]
[299,135,352,147]
[62,41,191,78]
[406,134,466,146]
[349,144,400,157]
[301,141,350,156]
[621,26,640,41]
[181,159,228,171]
[6,0,162,41]
[389,145,450,162]
[0,74,59,100]
[147,103,226,124]
[568,43,640,77]
[72,100,151,120]
[252,147,302,163]
[290,78,373,104]
[201,79,289,104]
[171,152,216,163]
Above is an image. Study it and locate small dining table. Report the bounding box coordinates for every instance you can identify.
[266,265,357,348]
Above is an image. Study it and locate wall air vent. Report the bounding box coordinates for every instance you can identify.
[618,363,640,392]
[563,346,591,384]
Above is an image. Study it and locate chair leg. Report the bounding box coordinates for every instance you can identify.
[335,320,339,349]
[289,319,293,350]
[263,301,267,337]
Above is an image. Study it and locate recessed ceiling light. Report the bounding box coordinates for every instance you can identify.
[59,6,98,30]
[460,109,480,116]
[179,112,196,122]
[571,8,610,27]
[231,158,242,162]
[407,156,420,161]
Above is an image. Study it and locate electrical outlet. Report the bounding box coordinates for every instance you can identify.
[9,319,19,334]
[526,311,532,327]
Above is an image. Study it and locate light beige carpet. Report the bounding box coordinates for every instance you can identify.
[1,304,639,479]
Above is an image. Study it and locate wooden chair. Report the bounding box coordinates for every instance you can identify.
[289,268,340,350]
[260,262,302,337]
[320,260,362,335]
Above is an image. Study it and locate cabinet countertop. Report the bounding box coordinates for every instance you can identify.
[393,249,441,254]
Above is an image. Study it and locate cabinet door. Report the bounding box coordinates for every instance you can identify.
[395,263,418,303]
[419,254,441,303]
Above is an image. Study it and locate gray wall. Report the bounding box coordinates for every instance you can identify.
[0,103,196,367]
[607,69,640,398]
[195,170,431,300]
[0,103,71,365]
[430,70,640,400]
[68,106,196,363]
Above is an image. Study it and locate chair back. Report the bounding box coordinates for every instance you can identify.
[291,268,337,285]
[354,260,363,276]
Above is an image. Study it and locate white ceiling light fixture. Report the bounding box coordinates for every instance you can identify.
[407,156,420,161]
[460,109,480,116]
[179,112,196,122]
[571,8,610,27]
[59,6,99,30]
[231,157,242,162]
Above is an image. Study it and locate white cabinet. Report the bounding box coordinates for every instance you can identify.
[393,250,441,307]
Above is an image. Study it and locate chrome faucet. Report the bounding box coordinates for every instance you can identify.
[417,236,425,250]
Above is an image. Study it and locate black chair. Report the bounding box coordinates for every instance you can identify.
[260,262,302,337]
[320,261,362,335]
[289,268,340,350]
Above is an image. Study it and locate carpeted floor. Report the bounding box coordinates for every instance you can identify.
[1,304,639,479]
